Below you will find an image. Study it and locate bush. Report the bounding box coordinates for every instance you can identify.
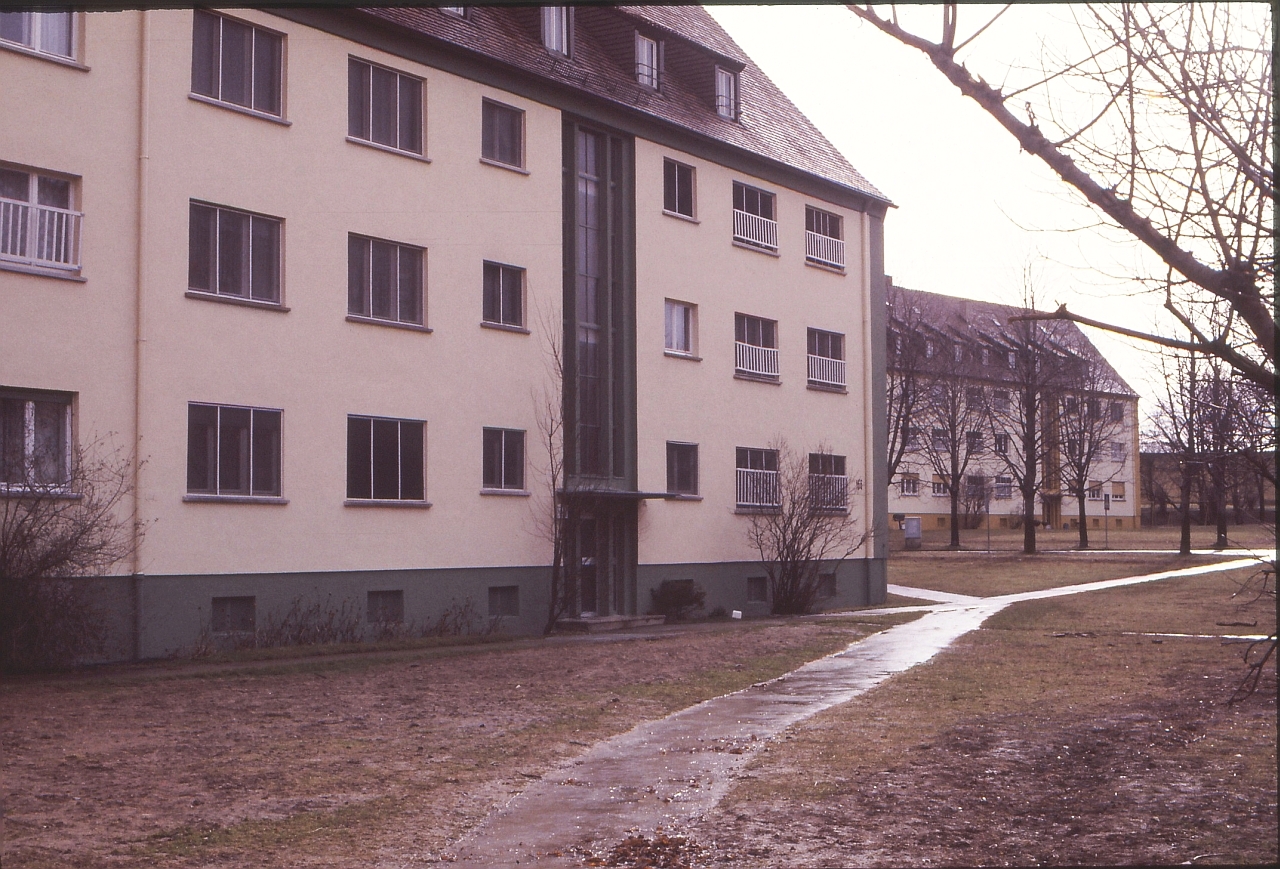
[649,579,706,621]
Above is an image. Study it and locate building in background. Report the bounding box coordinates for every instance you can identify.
[1,6,889,658]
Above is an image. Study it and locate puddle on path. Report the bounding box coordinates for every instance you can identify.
[449,557,1261,867]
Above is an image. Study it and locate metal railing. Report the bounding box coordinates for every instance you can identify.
[735,341,779,378]
[807,353,846,388]
[0,198,82,270]
[733,209,778,251]
[736,468,780,508]
[805,230,844,268]
[808,473,848,510]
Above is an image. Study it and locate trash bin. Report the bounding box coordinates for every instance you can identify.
[904,516,922,550]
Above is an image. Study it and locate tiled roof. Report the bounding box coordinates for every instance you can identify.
[888,285,1137,397]
[359,6,888,204]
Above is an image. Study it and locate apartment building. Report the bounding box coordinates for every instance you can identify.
[1,6,890,659]
[886,286,1139,534]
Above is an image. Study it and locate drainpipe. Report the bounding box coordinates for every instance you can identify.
[860,211,875,561]
[131,9,150,661]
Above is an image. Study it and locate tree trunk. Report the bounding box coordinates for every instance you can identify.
[1076,488,1090,549]
[1022,488,1037,554]
[1178,464,1193,556]
[949,480,961,548]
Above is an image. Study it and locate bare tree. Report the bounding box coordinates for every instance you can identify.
[848,4,1275,391]
[917,357,987,547]
[745,440,867,615]
[886,284,935,483]
[1,438,140,672]
[1056,356,1129,549]
[1148,349,1204,555]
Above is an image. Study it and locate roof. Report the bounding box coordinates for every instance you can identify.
[887,285,1138,397]
[358,5,888,204]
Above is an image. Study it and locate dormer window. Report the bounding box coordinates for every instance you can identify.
[541,6,570,56]
[635,33,659,89]
[440,7,466,17]
[715,66,737,119]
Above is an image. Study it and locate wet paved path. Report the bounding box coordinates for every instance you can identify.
[451,556,1262,866]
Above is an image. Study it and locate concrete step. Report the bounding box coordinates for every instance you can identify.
[554,614,667,634]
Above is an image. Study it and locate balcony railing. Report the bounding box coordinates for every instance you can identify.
[735,341,779,378]
[807,353,846,388]
[0,198,82,270]
[736,468,780,509]
[805,230,845,268]
[733,209,778,251]
[808,473,848,510]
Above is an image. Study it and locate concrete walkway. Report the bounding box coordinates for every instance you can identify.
[450,557,1261,866]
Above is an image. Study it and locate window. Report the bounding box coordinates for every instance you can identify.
[367,590,404,624]
[0,11,73,59]
[735,313,779,379]
[663,159,694,218]
[804,206,844,268]
[1087,482,1102,501]
[441,7,467,17]
[904,425,921,448]
[186,403,282,497]
[1064,396,1078,414]
[1065,437,1081,458]
[666,442,698,495]
[489,585,519,617]
[346,416,425,501]
[1007,350,1016,368]
[1087,398,1102,418]
[483,261,524,328]
[818,573,837,598]
[188,201,281,304]
[994,433,1009,456]
[1,390,70,489]
[965,387,983,405]
[348,57,423,155]
[994,475,1013,499]
[807,328,845,388]
[482,427,525,491]
[925,340,936,359]
[931,428,948,451]
[809,453,848,510]
[899,473,920,496]
[635,33,659,89]
[993,389,1011,411]
[965,475,986,501]
[1111,441,1125,462]
[746,576,768,603]
[966,431,984,454]
[931,474,949,497]
[715,66,737,119]
[1110,401,1125,423]
[348,235,424,326]
[664,299,696,355]
[1111,481,1126,501]
[0,164,81,272]
[481,99,524,168]
[736,447,779,508]
[541,6,570,55]
[953,344,964,363]
[211,596,255,633]
[732,182,777,251]
[191,11,282,117]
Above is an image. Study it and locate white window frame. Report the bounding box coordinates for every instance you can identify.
[932,475,949,497]
[1111,481,1126,502]
[734,312,779,379]
[664,299,696,357]
[1111,441,1126,462]
[345,415,427,504]
[808,452,848,510]
[0,10,75,61]
[899,474,920,497]
[347,56,424,156]
[804,205,845,268]
[0,389,72,492]
[482,261,525,329]
[994,475,1013,500]
[190,10,284,119]
[807,328,846,389]
[715,65,737,119]
[541,6,571,56]
[635,32,659,89]
[1087,482,1103,501]
[347,234,425,327]
[663,158,695,219]
[482,427,526,492]
[994,433,1009,456]
[736,447,779,509]
[666,441,698,496]
[481,98,525,169]
[0,163,81,274]
[732,181,777,252]
[185,402,283,500]
[188,200,282,305]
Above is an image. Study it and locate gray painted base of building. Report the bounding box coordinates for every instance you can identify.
[70,558,887,662]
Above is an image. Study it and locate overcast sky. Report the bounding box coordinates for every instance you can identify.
[708,4,1172,410]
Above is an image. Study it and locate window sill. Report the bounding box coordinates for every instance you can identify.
[480,488,531,497]
[734,372,781,385]
[899,493,920,498]
[664,350,701,361]
[186,291,289,312]
[735,505,781,515]
[666,493,702,501]
[346,315,431,333]
[480,321,531,335]
[189,93,290,125]
[346,136,430,163]
[0,40,89,70]
[662,209,699,224]
[0,260,86,282]
[344,499,432,508]
[479,157,530,175]
[805,258,846,275]
[184,494,288,505]
[807,382,847,394]
[732,239,780,257]
[1,487,81,501]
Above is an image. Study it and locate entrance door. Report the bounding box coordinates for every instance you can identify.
[578,516,598,615]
